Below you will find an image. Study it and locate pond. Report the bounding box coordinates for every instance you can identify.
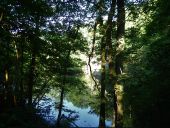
[36,63,113,127]
[36,96,112,127]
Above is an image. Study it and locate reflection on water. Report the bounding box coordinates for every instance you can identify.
[37,96,112,127]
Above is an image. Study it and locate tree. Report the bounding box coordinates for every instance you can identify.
[114,0,125,127]
[123,0,170,127]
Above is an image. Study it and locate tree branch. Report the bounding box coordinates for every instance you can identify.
[88,21,100,91]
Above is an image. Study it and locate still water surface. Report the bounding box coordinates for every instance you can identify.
[37,96,112,127]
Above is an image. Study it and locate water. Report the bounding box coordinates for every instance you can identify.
[37,96,112,127]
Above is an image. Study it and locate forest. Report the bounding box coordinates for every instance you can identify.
[0,0,170,128]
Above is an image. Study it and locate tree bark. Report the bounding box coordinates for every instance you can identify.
[14,39,21,106]
[28,47,36,105]
[4,42,15,107]
[107,0,116,82]
[27,15,40,105]
[114,0,125,127]
[102,0,117,127]
[99,37,106,128]
[19,39,24,106]
[98,0,106,127]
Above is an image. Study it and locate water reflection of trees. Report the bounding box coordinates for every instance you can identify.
[65,72,114,123]
[37,61,113,127]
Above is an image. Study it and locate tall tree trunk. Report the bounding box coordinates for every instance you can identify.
[14,41,19,106]
[99,37,106,128]
[114,0,125,127]
[27,15,40,105]
[98,0,107,127]
[4,42,14,107]
[28,48,36,105]
[19,39,24,106]
[107,0,116,82]
[103,0,117,127]
[56,49,71,127]
[14,39,21,106]
[4,66,15,107]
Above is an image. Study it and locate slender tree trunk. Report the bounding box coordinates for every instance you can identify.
[107,0,116,82]
[4,66,14,107]
[99,36,106,128]
[19,39,24,106]
[114,0,125,127]
[88,22,99,90]
[4,65,9,106]
[27,16,40,105]
[4,42,14,107]
[56,86,64,127]
[28,48,36,105]
[98,0,107,127]
[56,49,71,127]
[14,40,20,106]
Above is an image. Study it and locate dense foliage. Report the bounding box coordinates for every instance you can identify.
[0,0,169,128]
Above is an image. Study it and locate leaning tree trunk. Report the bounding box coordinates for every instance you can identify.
[88,21,99,90]
[114,0,125,127]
